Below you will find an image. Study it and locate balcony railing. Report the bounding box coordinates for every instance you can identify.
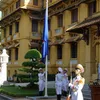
[1,38,6,44]
[70,59,78,69]
[86,12,100,20]
[30,32,41,39]
[14,61,18,65]
[56,60,62,65]
[48,61,50,65]
[7,35,12,42]
[8,62,11,65]
[55,27,64,36]
[13,33,20,40]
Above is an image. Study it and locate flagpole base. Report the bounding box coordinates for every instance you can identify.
[44,95,48,97]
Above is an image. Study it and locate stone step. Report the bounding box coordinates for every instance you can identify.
[84,97,92,100]
[83,84,92,100]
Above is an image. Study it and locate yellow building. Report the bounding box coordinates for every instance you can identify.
[0,0,100,83]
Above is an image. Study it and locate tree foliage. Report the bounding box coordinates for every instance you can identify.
[22,49,44,71]
[18,49,45,84]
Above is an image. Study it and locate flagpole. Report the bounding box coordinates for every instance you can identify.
[45,55,48,97]
[44,0,48,97]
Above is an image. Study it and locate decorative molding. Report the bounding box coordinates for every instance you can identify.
[0,11,21,28]
[48,0,86,17]
[92,31,100,46]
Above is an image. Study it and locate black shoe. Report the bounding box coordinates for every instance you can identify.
[39,91,42,96]
[64,91,67,96]
[58,95,61,100]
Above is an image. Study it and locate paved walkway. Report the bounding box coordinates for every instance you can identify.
[12,98,66,100]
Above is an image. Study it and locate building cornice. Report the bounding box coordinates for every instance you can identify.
[48,0,87,17]
[0,0,14,10]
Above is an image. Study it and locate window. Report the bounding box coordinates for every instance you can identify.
[58,14,63,27]
[88,1,96,16]
[9,25,12,35]
[57,45,62,59]
[9,50,11,61]
[15,48,18,60]
[16,0,20,8]
[48,47,50,60]
[4,28,6,38]
[71,8,78,23]
[49,0,52,3]
[14,70,17,75]
[48,19,51,31]
[15,22,19,32]
[32,20,38,32]
[33,0,38,5]
[71,42,77,58]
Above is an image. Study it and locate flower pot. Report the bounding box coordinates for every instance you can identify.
[90,85,100,100]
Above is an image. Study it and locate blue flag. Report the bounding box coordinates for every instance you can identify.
[42,5,48,63]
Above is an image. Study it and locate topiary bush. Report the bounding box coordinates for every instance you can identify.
[18,49,45,87]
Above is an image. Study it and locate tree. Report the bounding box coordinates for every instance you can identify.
[18,49,45,86]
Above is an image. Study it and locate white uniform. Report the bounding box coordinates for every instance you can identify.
[38,73,45,91]
[55,73,63,95]
[69,76,85,100]
[62,73,69,92]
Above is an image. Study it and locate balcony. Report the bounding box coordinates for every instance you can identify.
[48,61,50,65]
[7,35,12,43]
[1,38,6,44]
[0,0,14,10]
[48,0,62,7]
[86,12,100,20]
[14,61,18,65]
[70,59,78,71]
[23,0,42,11]
[8,62,11,65]
[13,33,20,41]
[30,32,41,40]
[56,60,62,65]
[54,27,64,36]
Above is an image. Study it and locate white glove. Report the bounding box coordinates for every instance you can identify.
[69,83,74,88]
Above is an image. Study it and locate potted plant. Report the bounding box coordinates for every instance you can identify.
[89,79,100,100]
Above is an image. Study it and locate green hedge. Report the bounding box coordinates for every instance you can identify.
[48,74,55,81]
[13,74,55,83]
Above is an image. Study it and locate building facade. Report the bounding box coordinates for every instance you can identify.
[0,0,100,83]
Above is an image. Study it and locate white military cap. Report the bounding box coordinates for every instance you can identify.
[64,68,68,72]
[76,64,84,73]
[38,68,43,71]
[58,67,63,72]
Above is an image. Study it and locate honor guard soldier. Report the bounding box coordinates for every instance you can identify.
[38,68,45,96]
[68,64,85,100]
[55,67,63,100]
[62,68,69,96]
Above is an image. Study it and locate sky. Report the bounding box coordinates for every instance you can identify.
[0,11,1,19]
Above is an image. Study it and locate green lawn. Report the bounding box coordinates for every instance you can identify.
[0,85,56,97]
